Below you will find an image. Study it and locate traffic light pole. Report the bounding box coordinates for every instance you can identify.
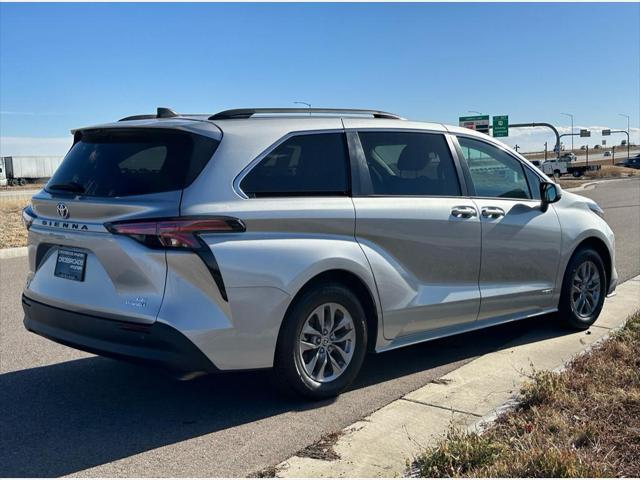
[488,122,562,159]
[609,130,630,161]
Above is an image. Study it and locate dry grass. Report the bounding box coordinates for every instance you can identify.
[0,198,29,248]
[587,165,640,178]
[413,310,640,477]
[557,165,639,188]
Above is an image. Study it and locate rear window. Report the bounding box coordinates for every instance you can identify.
[240,133,350,197]
[47,129,219,197]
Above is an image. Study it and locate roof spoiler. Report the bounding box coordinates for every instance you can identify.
[209,108,404,120]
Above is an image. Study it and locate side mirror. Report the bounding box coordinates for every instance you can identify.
[540,182,561,212]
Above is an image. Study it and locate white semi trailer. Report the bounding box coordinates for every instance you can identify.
[0,156,64,186]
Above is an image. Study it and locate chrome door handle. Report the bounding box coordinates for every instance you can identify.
[481,207,505,218]
[451,206,477,218]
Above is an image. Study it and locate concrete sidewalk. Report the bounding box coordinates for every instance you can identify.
[276,275,640,478]
[0,246,28,259]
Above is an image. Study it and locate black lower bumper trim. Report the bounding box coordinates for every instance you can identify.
[22,295,218,373]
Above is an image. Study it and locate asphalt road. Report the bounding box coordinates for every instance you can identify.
[1,178,638,477]
[577,177,640,283]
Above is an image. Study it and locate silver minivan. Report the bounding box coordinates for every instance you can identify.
[22,108,617,398]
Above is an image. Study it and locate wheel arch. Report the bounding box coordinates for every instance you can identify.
[569,236,612,291]
[278,269,380,353]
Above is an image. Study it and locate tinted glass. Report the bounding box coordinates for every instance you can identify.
[358,132,460,196]
[47,129,219,198]
[241,133,349,197]
[524,165,542,200]
[458,137,531,199]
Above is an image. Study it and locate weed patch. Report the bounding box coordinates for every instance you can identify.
[413,311,640,477]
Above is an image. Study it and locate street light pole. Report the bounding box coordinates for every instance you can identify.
[619,113,630,160]
[561,113,574,153]
[294,101,312,115]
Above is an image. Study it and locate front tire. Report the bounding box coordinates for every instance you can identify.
[273,284,368,399]
[558,248,606,330]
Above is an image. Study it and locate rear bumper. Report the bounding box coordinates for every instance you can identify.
[22,295,218,373]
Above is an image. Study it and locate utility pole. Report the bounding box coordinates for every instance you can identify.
[561,113,574,153]
[544,142,548,161]
[515,144,520,152]
[619,113,630,160]
[612,146,616,165]
[586,145,589,163]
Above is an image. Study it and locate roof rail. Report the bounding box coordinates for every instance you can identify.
[209,108,404,120]
[119,107,178,122]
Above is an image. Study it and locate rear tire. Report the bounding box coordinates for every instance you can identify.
[273,283,367,399]
[558,248,606,330]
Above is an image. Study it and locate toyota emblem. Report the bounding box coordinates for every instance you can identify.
[56,203,69,219]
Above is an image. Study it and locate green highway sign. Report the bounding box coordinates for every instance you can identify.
[459,115,490,134]
[492,115,509,137]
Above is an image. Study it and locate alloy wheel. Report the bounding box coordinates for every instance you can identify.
[571,260,602,319]
[297,302,356,383]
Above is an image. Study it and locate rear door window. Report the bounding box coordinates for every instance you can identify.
[47,129,219,197]
[357,131,461,196]
[240,133,350,197]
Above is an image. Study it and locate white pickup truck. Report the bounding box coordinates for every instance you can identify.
[531,159,600,178]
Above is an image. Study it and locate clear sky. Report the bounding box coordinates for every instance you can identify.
[1,2,639,155]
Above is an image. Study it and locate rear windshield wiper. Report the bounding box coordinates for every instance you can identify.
[47,182,85,194]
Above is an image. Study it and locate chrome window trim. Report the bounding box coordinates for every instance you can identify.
[232,128,347,199]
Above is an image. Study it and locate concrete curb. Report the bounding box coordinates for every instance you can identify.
[0,246,28,259]
[565,181,599,192]
[275,275,640,478]
[565,177,638,192]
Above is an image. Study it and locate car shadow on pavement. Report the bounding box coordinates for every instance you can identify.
[0,313,575,477]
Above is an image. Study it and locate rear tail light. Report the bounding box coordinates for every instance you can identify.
[105,216,244,302]
[105,217,245,249]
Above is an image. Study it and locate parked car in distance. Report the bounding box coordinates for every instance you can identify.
[616,154,640,169]
[560,152,577,162]
[604,151,612,157]
[21,107,618,398]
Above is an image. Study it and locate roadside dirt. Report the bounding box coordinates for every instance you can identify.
[0,198,28,249]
